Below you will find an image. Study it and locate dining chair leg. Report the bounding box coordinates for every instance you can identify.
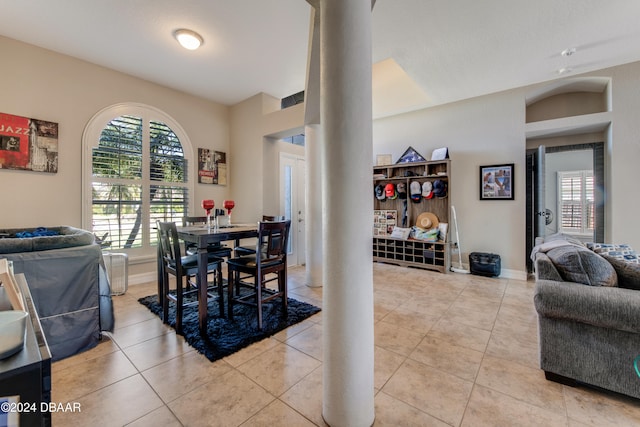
[217,263,224,317]
[162,269,170,325]
[280,270,288,318]
[175,275,184,335]
[157,243,163,304]
[256,272,263,330]
[227,267,234,320]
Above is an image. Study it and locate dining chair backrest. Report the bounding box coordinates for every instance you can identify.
[263,215,285,222]
[256,220,291,263]
[182,216,207,226]
[157,221,184,274]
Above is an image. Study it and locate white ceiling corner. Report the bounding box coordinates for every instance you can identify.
[0,0,639,114]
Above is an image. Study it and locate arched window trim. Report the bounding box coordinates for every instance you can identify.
[82,102,195,261]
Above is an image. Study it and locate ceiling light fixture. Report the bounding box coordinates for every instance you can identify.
[561,47,576,57]
[174,29,203,50]
[557,67,573,75]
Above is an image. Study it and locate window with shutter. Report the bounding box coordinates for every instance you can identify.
[83,104,193,257]
[557,170,594,236]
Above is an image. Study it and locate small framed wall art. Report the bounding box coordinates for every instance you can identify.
[198,148,227,185]
[480,163,514,200]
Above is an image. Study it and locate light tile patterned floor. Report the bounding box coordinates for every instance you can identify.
[51,263,640,426]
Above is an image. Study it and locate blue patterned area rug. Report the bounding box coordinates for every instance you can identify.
[138,293,321,362]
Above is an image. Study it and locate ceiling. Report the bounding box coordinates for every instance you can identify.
[1,0,640,118]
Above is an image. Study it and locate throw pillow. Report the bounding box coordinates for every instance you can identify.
[546,245,617,287]
[586,243,638,263]
[602,255,640,290]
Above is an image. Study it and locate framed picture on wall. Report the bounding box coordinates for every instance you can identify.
[198,148,227,185]
[0,112,58,173]
[480,163,514,200]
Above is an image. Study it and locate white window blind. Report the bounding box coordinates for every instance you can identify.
[557,170,594,236]
[91,114,188,251]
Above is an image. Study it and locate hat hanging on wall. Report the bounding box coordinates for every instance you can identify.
[385,183,397,199]
[375,184,386,200]
[433,179,448,198]
[422,181,434,199]
[416,212,439,230]
[396,182,407,199]
[410,181,422,203]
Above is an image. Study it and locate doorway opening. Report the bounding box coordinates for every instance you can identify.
[525,142,604,273]
[280,152,306,267]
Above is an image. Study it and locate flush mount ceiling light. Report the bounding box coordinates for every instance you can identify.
[561,47,577,57]
[557,67,573,75]
[174,29,203,50]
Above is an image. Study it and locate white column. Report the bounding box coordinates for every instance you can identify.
[304,123,323,287]
[320,0,375,426]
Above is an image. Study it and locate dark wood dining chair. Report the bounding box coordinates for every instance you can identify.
[227,220,291,330]
[234,215,286,257]
[157,221,225,335]
[181,216,232,258]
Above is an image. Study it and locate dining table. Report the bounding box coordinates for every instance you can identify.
[176,223,258,335]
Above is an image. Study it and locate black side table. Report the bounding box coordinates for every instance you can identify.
[0,273,52,427]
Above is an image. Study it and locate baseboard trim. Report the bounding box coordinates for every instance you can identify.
[128,272,157,286]
[499,269,528,281]
[452,263,527,281]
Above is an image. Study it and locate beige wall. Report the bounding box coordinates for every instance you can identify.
[605,61,640,245]
[373,60,640,275]
[3,33,640,279]
[262,139,305,216]
[0,36,230,279]
[373,91,527,276]
[228,95,304,223]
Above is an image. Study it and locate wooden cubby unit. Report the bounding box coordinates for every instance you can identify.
[373,159,451,273]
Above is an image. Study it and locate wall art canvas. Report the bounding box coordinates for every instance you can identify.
[480,163,514,200]
[198,148,227,185]
[0,112,58,173]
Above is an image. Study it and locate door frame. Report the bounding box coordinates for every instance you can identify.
[279,152,306,266]
[525,142,605,272]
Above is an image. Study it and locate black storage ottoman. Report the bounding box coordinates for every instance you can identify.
[469,252,501,277]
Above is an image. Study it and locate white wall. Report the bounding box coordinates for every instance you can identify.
[373,60,640,275]
[4,33,640,278]
[605,61,640,245]
[229,95,304,223]
[373,91,527,275]
[0,36,230,278]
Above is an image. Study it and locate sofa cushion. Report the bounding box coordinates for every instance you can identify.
[0,226,95,254]
[546,245,617,287]
[603,255,640,290]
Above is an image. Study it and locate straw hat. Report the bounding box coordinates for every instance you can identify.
[415,212,439,230]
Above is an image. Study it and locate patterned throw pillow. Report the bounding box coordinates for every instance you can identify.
[585,243,639,264]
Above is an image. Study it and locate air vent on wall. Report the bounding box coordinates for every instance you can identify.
[281,91,305,109]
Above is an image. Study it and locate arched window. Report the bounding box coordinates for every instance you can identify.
[83,103,193,259]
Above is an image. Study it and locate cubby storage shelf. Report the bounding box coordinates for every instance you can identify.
[373,159,451,273]
[373,237,451,273]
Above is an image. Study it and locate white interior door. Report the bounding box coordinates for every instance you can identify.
[280,153,306,266]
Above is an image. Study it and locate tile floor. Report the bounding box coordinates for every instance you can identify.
[51,263,640,426]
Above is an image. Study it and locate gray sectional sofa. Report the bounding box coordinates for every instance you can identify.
[0,226,114,361]
[532,233,640,399]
